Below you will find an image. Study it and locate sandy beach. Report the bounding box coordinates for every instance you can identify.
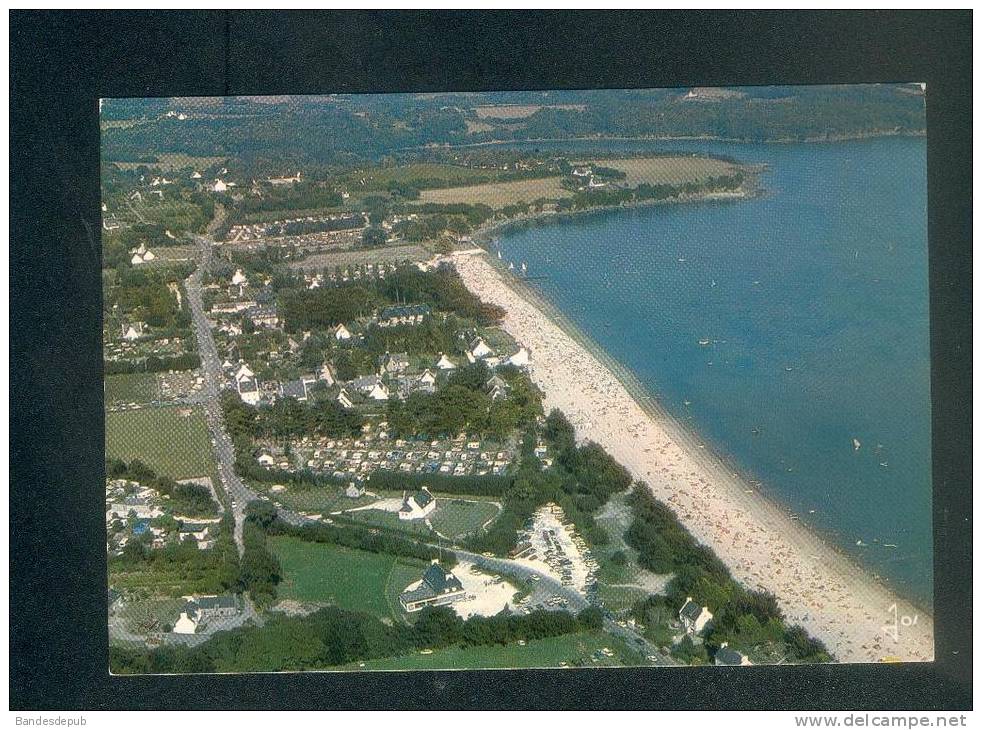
[453,249,934,664]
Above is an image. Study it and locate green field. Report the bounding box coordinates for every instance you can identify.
[342,631,646,671]
[105,404,217,482]
[342,163,528,191]
[417,176,570,208]
[269,536,428,623]
[105,373,159,407]
[600,156,741,187]
[262,483,368,515]
[429,500,501,540]
[344,498,500,542]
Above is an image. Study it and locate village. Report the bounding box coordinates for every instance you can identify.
[96,121,818,672]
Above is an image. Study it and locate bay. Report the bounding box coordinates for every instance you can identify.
[492,137,933,607]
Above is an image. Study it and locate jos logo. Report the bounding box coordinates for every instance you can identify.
[883,603,919,642]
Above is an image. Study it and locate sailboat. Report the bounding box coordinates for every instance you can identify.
[497,250,502,259]
[521,262,528,274]
[852,438,862,451]
[508,262,514,271]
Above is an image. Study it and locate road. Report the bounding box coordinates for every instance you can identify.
[184,234,260,555]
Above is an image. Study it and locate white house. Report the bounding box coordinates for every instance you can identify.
[190,171,202,180]
[173,595,240,634]
[235,364,260,405]
[257,453,275,467]
[231,268,248,286]
[142,249,156,261]
[334,323,352,341]
[399,487,436,521]
[121,322,145,341]
[234,363,255,382]
[367,380,389,401]
[130,253,144,265]
[173,611,198,635]
[212,179,228,193]
[485,375,509,401]
[336,387,354,409]
[418,369,437,388]
[507,347,531,368]
[267,172,302,186]
[679,597,714,635]
[319,362,336,385]
[469,336,494,360]
[435,353,456,370]
[345,482,365,499]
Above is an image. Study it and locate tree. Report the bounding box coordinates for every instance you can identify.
[361,227,387,247]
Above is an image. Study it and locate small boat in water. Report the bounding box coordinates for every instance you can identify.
[853,438,862,451]
[521,262,528,274]
[698,339,711,346]
[508,262,514,271]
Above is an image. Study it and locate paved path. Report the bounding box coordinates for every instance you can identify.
[449,547,675,666]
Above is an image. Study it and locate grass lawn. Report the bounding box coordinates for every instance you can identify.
[597,584,650,613]
[344,498,500,542]
[263,483,371,515]
[109,154,226,172]
[287,244,432,272]
[109,563,228,598]
[343,163,531,191]
[417,177,571,208]
[429,499,501,540]
[105,373,159,407]
[105,404,218,483]
[599,156,741,187]
[342,631,645,671]
[269,536,429,623]
[116,596,186,633]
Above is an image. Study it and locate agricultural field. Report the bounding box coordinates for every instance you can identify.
[109,560,230,598]
[598,156,741,187]
[343,631,645,671]
[269,536,428,623]
[417,177,571,208]
[108,154,226,172]
[110,197,212,234]
[259,483,375,516]
[105,404,217,483]
[473,103,586,119]
[342,163,519,191]
[429,499,501,540]
[105,373,160,407]
[343,497,501,542]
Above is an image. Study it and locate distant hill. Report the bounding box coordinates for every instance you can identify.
[101,85,926,170]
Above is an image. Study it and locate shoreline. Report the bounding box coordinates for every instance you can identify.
[404,129,926,153]
[451,248,934,664]
[468,184,761,247]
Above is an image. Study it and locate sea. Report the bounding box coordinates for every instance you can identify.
[490,137,933,608]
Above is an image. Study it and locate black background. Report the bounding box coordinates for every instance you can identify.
[9,10,972,710]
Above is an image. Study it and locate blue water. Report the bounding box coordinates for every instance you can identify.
[493,138,933,607]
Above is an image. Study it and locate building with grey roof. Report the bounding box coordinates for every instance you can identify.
[399,561,467,612]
